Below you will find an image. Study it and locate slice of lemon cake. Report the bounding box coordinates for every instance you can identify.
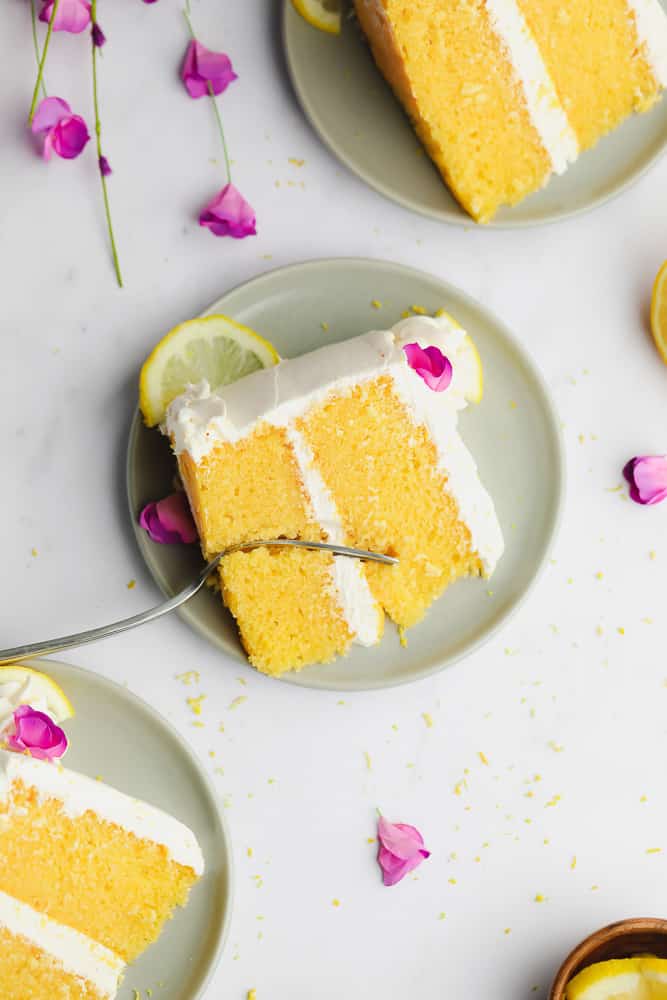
[0,748,204,967]
[165,312,504,676]
[0,890,125,1000]
[354,0,667,222]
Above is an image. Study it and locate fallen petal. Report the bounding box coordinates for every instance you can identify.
[624,455,667,506]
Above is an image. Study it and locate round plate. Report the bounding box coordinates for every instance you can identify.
[27,658,233,1000]
[128,258,564,690]
[282,0,667,228]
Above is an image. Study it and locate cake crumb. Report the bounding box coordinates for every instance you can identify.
[504,928,511,935]
[534,894,546,903]
[176,670,200,685]
[126,579,136,590]
[367,837,376,844]
[288,157,304,167]
[229,695,247,710]
[548,741,564,753]
[422,712,434,728]
[247,991,257,1000]
[646,847,662,854]
[594,571,603,580]
[320,321,329,332]
[400,309,411,319]
[478,751,489,766]
[363,751,372,771]
[591,885,599,891]
[192,721,205,728]
[247,847,253,857]
[332,898,341,907]
[411,305,427,315]
[186,694,206,716]
[371,299,382,309]
[570,856,577,870]
[640,795,648,803]
[617,627,625,635]
[650,550,657,560]
[30,547,38,557]
[398,626,408,648]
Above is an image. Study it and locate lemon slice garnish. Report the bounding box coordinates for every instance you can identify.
[0,666,74,724]
[435,308,483,403]
[291,0,341,35]
[566,956,667,1000]
[139,315,280,427]
[650,260,667,367]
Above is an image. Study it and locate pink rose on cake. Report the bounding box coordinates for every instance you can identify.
[5,705,68,761]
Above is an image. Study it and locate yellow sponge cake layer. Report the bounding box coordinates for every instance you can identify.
[0,751,203,964]
[0,892,124,1000]
[178,425,372,673]
[517,0,665,150]
[298,376,481,628]
[166,314,504,675]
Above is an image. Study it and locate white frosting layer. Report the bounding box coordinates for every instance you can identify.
[0,890,124,997]
[0,677,52,736]
[627,0,667,87]
[484,0,579,175]
[0,750,204,875]
[166,314,504,589]
[285,425,381,646]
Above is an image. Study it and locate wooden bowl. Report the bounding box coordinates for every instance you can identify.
[550,918,667,999]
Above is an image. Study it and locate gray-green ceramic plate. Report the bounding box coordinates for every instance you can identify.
[282,0,667,228]
[127,258,564,690]
[25,658,233,1000]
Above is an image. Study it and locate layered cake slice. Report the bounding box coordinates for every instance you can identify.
[165,313,504,675]
[354,0,667,222]
[0,749,204,969]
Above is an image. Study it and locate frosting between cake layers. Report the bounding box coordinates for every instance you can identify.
[0,890,124,997]
[0,750,204,876]
[284,424,382,646]
[484,0,579,176]
[166,314,504,579]
[626,0,667,87]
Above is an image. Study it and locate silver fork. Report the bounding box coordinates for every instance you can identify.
[0,539,398,665]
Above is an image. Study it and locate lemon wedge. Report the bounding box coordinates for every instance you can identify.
[566,957,667,1000]
[291,0,341,35]
[0,665,74,724]
[460,334,484,404]
[435,308,483,403]
[139,315,280,428]
[650,260,667,367]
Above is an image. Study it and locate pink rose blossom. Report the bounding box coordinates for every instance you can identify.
[623,455,667,506]
[377,816,431,887]
[181,39,237,99]
[199,183,256,238]
[139,492,198,544]
[403,342,453,392]
[40,0,91,33]
[31,97,90,161]
[7,705,68,761]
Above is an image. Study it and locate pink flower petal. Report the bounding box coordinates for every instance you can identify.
[378,846,429,887]
[40,0,91,32]
[139,492,198,544]
[51,115,90,159]
[31,96,72,135]
[199,183,256,239]
[181,39,237,99]
[8,705,68,761]
[624,455,667,506]
[31,98,89,161]
[376,816,431,886]
[403,342,453,392]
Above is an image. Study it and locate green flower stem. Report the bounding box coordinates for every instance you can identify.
[28,0,60,121]
[30,0,47,98]
[91,0,123,287]
[182,7,232,185]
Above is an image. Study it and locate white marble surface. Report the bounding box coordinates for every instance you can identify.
[2,2,667,997]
